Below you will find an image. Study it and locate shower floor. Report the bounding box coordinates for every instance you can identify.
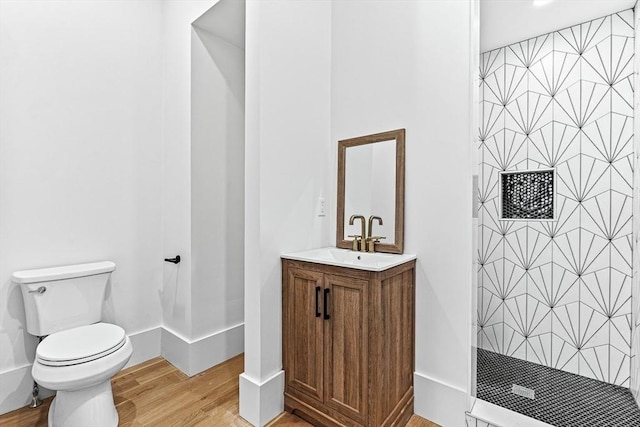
[476,348,640,427]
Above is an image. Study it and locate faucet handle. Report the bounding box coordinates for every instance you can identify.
[365,236,386,252]
[347,234,362,251]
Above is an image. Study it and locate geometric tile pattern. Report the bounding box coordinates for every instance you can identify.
[632,5,640,409]
[478,9,634,388]
[477,349,640,427]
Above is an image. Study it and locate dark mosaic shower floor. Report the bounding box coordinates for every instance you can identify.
[477,349,640,427]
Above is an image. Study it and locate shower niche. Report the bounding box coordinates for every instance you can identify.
[499,169,554,221]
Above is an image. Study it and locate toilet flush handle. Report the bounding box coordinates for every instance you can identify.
[28,286,47,294]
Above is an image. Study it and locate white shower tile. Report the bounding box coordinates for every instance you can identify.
[483,129,528,171]
[480,322,505,354]
[480,101,505,141]
[610,314,632,352]
[528,228,552,270]
[529,121,580,168]
[526,332,552,367]
[553,195,581,236]
[612,9,634,38]
[529,262,580,308]
[579,228,610,275]
[507,33,552,68]
[581,268,631,321]
[609,345,631,386]
[612,154,633,197]
[552,302,581,346]
[612,77,634,117]
[529,51,580,97]
[579,346,608,382]
[504,325,527,359]
[611,235,632,277]
[480,48,505,81]
[505,92,553,137]
[478,8,634,383]
[551,333,580,373]
[479,225,504,266]
[578,301,610,350]
[487,258,526,300]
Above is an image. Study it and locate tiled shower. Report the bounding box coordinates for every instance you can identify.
[476,8,640,426]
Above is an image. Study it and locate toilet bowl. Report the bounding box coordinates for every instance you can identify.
[32,323,133,427]
[14,261,132,427]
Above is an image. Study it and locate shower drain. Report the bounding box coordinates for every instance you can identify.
[511,384,535,400]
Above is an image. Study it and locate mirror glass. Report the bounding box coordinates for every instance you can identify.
[337,129,405,254]
[344,140,396,242]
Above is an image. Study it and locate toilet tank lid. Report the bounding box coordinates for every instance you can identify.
[12,261,116,284]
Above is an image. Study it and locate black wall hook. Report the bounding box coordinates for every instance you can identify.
[164,255,181,264]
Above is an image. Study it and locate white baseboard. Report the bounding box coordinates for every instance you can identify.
[0,364,54,415]
[161,323,244,377]
[126,326,162,369]
[414,371,468,427]
[239,370,285,427]
[0,324,244,415]
[160,327,191,374]
[0,326,162,416]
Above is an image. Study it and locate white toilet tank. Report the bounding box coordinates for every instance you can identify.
[14,261,116,337]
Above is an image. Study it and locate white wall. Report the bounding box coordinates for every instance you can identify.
[0,0,475,423]
[0,0,164,413]
[241,0,332,424]
[191,0,245,343]
[160,0,218,339]
[0,0,248,412]
[160,0,245,375]
[240,1,474,426]
[330,1,474,426]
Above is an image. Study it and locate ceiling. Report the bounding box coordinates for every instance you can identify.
[192,0,245,48]
[480,0,636,52]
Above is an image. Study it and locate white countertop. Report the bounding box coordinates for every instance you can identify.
[281,247,416,272]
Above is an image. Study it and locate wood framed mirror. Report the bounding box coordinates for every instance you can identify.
[336,128,405,254]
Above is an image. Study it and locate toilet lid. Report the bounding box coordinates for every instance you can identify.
[36,323,126,367]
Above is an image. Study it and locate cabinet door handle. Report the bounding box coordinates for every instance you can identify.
[315,286,321,317]
[323,288,330,320]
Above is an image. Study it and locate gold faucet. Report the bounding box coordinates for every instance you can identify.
[347,235,362,251]
[367,216,383,238]
[348,215,366,251]
[365,236,386,252]
[366,216,385,252]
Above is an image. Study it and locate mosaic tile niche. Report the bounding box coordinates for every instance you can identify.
[478,9,634,387]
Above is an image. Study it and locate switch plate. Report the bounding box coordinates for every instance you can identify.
[318,197,326,217]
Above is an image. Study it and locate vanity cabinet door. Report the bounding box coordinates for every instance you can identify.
[323,274,368,425]
[283,267,325,403]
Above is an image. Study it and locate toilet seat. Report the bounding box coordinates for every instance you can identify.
[32,332,132,427]
[37,323,126,367]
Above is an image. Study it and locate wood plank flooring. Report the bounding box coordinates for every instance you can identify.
[0,355,439,427]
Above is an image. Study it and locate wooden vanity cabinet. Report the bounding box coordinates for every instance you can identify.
[282,259,416,427]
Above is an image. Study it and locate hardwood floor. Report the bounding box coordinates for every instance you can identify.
[0,355,439,427]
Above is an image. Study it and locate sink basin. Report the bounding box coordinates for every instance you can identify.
[281,247,416,272]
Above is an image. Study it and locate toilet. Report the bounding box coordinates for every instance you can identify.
[14,261,132,427]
